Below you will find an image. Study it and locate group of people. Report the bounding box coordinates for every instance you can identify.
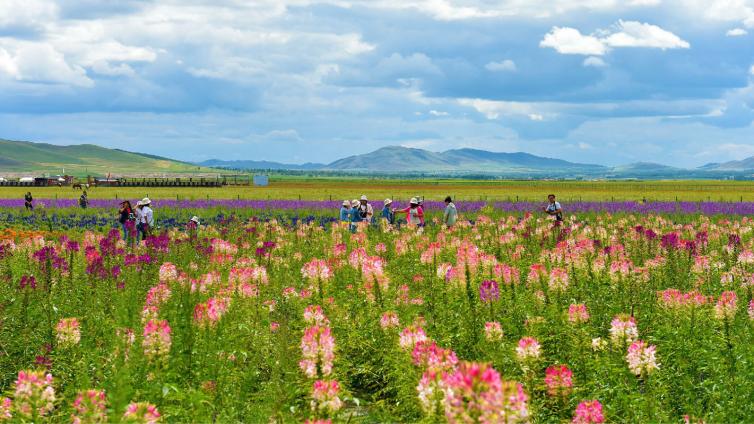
[339,195,459,230]
[336,193,562,229]
[117,197,155,242]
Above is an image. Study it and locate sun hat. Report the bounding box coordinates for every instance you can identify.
[351,199,360,207]
[384,198,392,206]
[141,197,151,205]
[190,216,200,224]
[360,195,368,201]
[410,197,418,204]
[342,200,350,207]
[136,200,143,206]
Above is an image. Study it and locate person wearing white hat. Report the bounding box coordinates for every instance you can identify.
[187,215,200,233]
[381,199,394,224]
[340,200,351,222]
[140,197,154,240]
[358,194,373,223]
[393,197,424,227]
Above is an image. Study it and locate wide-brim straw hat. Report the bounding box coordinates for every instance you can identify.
[190,216,200,224]
[342,200,350,207]
[351,200,360,207]
[360,195,368,201]
[410,197,418,204]
[141,197,151,205]
[384,198,392,206]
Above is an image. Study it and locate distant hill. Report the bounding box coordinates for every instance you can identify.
[199,159,324,171]
[0,139,218,176]
[201,146,607,175]
[611,162,680,173]
[702,157,754,171]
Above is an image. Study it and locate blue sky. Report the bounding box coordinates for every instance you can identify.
[1,0,754,167]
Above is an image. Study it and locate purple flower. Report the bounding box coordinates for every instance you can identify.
[479,280,500,303]
[19,275,37,290]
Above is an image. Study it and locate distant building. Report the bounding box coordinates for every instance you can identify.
[253,175,269,186]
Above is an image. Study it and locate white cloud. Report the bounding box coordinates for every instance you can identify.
[485,59,516,72]
[603,20,690,49]
[578,142,592,149]
[541,21,689,56]
[540,27,607,55]
[457,98,539,120]
[0,0,57,30]
[726,28,748,36]
[750,65,754,75]
[0,48,19,78]
[583,56,607,67]
[429,110,449,116]
[363,0,661,20]
[0,41,93,87]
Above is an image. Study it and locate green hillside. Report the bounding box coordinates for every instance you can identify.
[0,139,218,176]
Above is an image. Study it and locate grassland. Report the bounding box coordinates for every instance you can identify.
[3,178,754,202]
[0,139,223,175]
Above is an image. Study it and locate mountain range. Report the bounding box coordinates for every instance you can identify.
[1,139,753,179]
[199,146,754,178]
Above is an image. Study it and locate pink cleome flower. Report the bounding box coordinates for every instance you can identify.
[13,370,55,418]
[123,402,160,423]
[544,365,573,396]
[56,317,81,348]
[71,389,107,424]
[572,400,605,423]
[626,340,659,376]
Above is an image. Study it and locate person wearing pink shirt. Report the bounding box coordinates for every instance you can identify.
[394,197,424,226]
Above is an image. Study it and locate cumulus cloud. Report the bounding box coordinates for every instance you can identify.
[485,59,516,72]
[540,27,607,55]
[0,41,93,86]
[726,28,748,36]
[541,20,689,56]
[603,20,690,49]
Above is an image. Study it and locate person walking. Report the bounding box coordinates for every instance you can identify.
[381,199,395,224]
[339,200,352,222]
[394,197,424,227]
[443,196,458,227]
[543,194,563,222]
[79,191,89,209]
[24,192,33,211]
[140,197,154,239]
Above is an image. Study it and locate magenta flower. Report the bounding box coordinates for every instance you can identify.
[380,312,400,329]
[442,362,528,423]
[544,364,573,396]
[515,337,541,361]
[572,400,605,423]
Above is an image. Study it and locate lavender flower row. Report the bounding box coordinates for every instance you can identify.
[0,199,486,212]
[492,201,754,215]
[3,198,754,215]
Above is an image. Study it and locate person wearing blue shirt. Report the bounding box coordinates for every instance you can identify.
[349,199,361,232]
[381,198,395,224]
[339,200,351,222]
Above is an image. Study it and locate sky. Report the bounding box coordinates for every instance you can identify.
[1,0,754,167]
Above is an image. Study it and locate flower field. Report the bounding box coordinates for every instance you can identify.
[1,204,754,422]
